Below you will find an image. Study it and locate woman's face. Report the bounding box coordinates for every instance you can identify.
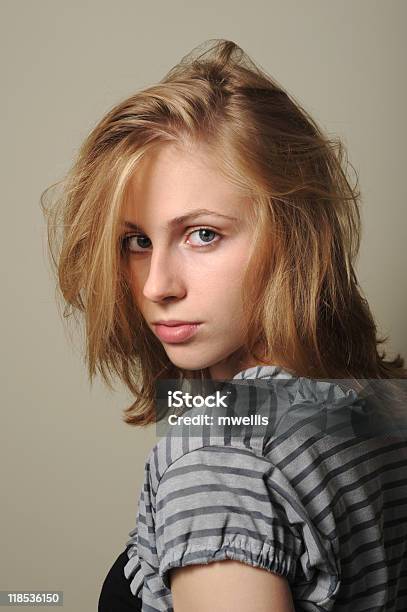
[121,142,259,379]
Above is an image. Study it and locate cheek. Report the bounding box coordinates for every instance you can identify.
[194,254,249,312]
[124,263,144,304]
[214,241,251,289]
[216,242,252,312]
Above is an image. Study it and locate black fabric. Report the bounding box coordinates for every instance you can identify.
[98,547,142,611]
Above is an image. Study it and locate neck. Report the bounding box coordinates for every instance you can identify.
[208,347,264,380]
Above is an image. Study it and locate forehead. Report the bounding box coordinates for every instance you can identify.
[122,142,251,222]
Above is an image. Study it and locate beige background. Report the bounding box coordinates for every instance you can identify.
[1,0,406,609]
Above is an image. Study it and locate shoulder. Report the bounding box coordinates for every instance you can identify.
[145,371,361,494]
[145,433,268,506]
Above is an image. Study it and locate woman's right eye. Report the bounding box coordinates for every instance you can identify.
[121,234,152,253]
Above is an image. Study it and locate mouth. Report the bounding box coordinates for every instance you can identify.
[152,322,202,343]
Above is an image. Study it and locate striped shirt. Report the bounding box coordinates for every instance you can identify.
[123,365,407,611]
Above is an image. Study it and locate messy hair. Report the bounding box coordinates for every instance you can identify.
[41,39,407,426]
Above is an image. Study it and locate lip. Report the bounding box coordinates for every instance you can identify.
[153,322,201,343]
[153,320,201,326]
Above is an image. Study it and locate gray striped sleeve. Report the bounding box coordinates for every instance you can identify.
[154,444,307,591]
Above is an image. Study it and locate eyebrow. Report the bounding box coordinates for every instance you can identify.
[122,208,239,232]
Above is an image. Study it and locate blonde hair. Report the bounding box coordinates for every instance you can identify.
[41,39,407,426]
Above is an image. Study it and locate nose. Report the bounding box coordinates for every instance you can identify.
[142,248,186,302]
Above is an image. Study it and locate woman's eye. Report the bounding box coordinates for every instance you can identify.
[121,227,221,254]
[186,228,220,247]
[121,234,152,253]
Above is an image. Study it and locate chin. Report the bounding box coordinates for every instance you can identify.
[164,346,234,374]
[163,347,207,370]
[167,356,209,372]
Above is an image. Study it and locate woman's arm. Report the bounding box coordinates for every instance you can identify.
[170,560,295,612]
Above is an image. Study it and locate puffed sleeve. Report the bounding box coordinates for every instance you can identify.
[154,444,305,592]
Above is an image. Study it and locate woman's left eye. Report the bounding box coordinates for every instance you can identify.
[186,228,221,247]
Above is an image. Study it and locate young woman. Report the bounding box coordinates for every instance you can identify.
[42,39,407,611]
